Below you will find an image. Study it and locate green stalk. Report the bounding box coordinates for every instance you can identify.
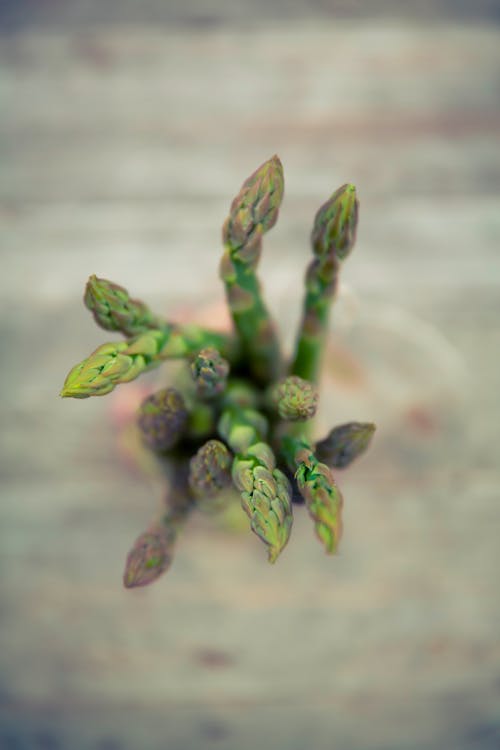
[291,184,359,383]
[60,325,239,399]
[217,382,293,562]
[220,155,284,385]
[280,434,343,554]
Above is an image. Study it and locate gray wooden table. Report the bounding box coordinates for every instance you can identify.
[1,4,500,749]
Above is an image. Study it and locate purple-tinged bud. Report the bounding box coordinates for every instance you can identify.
[123,527,176,588]
[315,422,376,468]
[190,347,229,399]
[189,440,233,498]
[137,388,188,452]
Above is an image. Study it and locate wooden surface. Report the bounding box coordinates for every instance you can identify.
[1,7,500,750]
[2,0,500,28]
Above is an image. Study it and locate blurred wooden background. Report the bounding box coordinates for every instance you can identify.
[1,2,500,749]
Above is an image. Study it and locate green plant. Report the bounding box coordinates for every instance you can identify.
[61,156,375,587]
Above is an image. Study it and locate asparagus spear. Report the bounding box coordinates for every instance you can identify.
[315,421,376,469]
[123,525,177,588]
[218,383,293,562]
[281,435,343,554]
[60,325,238,399]
[272,375,318,422]
[220,156,284,385]
[61,157,375,580]
[123,463,192,588]
[188,439,233,499]
[84,275,163,337]
[190,347,229,400]
[137,388,188,452]
[291,183,359,383]
[232,440,293,564]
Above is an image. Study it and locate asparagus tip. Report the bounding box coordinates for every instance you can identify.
[273,375,318,421]
[123,529,175,589]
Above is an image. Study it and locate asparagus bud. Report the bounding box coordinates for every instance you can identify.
[123,462,192,589]
[189,439,233,498]
[273,375,318,421]
[138,388,188,452]
[315,421,376,468]
[123,525,176,589]
[222,155,284,257]
[218,398,293,562]
[232,442,293,563]
[190,347,229,399]
[281,436,343,554]
[61,326,238,399]
[61,339,151,398]
[291,183,359,383]
[220,156,284,385]
[84,275,161,337]
[311,183,358,261]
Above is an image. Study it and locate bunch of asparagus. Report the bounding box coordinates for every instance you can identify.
[61,156,375,588]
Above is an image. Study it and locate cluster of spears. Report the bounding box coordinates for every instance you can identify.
[61,156,375,588]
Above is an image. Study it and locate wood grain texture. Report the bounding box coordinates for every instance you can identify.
[2,0,500,30]
[1,14,499,750]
